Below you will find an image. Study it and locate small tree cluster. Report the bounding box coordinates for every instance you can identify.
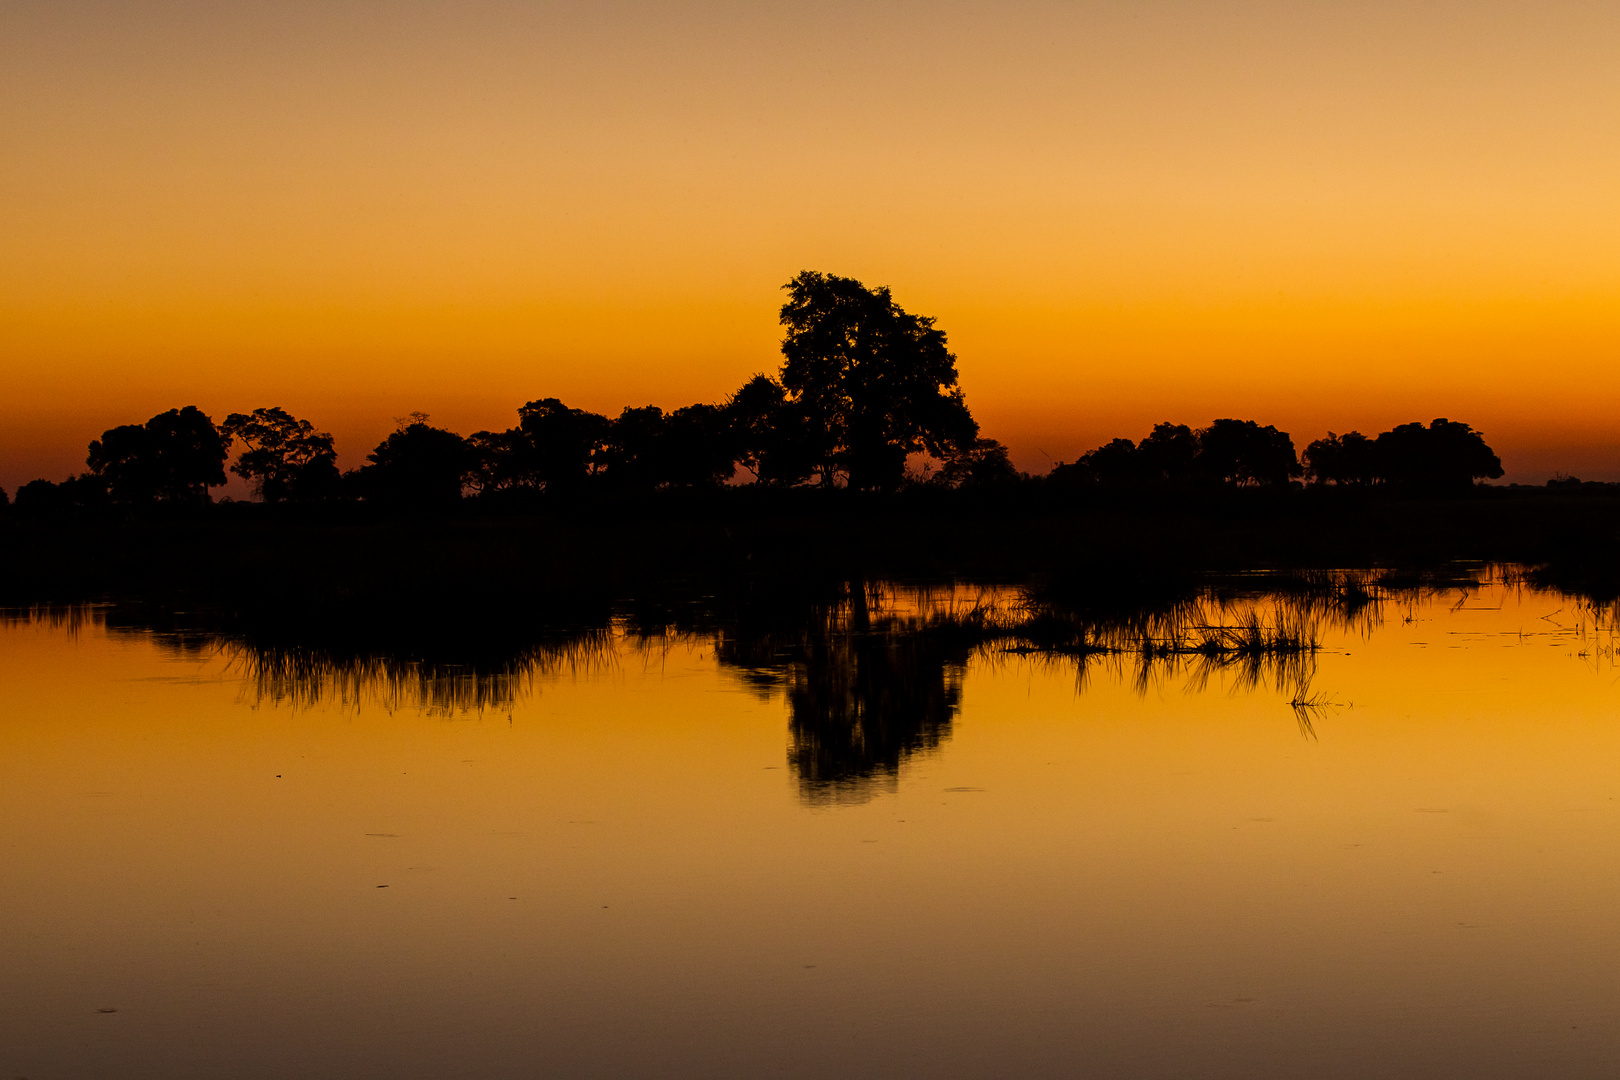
[1051,419,1302,489]
[1303,419,1503,490]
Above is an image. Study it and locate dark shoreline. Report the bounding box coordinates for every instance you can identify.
[5,484,1618,616]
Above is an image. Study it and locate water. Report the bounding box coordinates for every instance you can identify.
[5,576,1620,1078]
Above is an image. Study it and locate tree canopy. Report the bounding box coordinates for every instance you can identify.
[221,407,339,502]
[777,271,979,491]
[86,406,230,503]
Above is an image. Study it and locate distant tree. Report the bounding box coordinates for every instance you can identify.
[0,485,7,510]
[934,438,1018,488]
[1373,418,1503,490]
[220,407,339,502]
[86,406,229,503]
[361,416,474,504]
[1304,431,1377,485]
[10,475,105,513]
[727,374,818,486]
[466,428,524,495]
[663,404,737,488]
[1196,419,1301,487]
[1047,443,1118,488]
[514,398,611,493]
[778,271,979,490]
[599,406,669,492]
[1136,422,1200,484]
[13,479,60,512]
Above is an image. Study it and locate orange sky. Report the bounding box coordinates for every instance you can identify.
[4,0,1619,490]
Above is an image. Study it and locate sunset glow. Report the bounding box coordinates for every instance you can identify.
[5,0,1619,488]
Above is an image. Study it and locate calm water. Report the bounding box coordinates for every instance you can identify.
[5,577,1620,1078]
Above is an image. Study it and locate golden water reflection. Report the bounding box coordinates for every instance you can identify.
[4,573,1620,1077]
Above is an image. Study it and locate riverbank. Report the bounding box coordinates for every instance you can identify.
[5,486,1618,619]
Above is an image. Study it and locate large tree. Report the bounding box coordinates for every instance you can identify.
[1196,419,1302,487]
[221,407,339,502]
[361,416,474,504]
[87,405,230,503]
[777,271,978,490]
[1373,419,1502,490]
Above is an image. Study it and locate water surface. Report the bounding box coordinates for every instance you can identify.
[4,576,1620,1078]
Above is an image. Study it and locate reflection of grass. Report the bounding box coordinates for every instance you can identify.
[225,630,616,715]
[21,565,1598,803]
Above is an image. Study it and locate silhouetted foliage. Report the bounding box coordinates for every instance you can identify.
[11,475,110,515]
[777,271,979,490]
[221,407,340,503]
[1373,418,1503,491]
[1059,437,1143,487]
[727,374,818,486]
[664,404,737,488]
[1197,418,1302,487]
[600,406,670,492]
[1052,418,1300,490]
[1138,422,1201,484]
[477,398,611,495]
[1303,431,1377,485]
[934,438,1018,488]
[13,479,59,512]
[361,416,474,504]
[86,406,229,503]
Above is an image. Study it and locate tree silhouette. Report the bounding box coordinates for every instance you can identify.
[1137,422,1200,484]
[1374,419,1502,490]
[599,406,669,492]
[727,374,818,486]
[1074,437,1145,486]
[663,404,737,488]
[361,416,473,504]
[1197,419,1301,487]
[778,271,978,490]
[86,406,229,503]
[1303,431,1377,485]
[221,407,339,502]
[509,398,611,494]
[934,438,1018,488]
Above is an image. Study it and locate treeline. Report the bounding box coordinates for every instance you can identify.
[3,271,1013,512]
[0,406,1525,517]
[0,269,1543,515]
[1050,417,1507,493]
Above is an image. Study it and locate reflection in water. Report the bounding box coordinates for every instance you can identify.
[15,570,1620,1080]
[12,567,1619,805]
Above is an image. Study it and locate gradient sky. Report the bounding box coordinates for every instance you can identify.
[4,0,1619,490]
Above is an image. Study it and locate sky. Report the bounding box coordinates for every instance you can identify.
[3,0,1619,490]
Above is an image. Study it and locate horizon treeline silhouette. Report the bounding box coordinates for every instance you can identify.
[0,271,1528,512]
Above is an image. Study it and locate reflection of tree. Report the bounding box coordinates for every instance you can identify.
[710,582,974,805]
[29,567,1580,804]
[780,625,967,806]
